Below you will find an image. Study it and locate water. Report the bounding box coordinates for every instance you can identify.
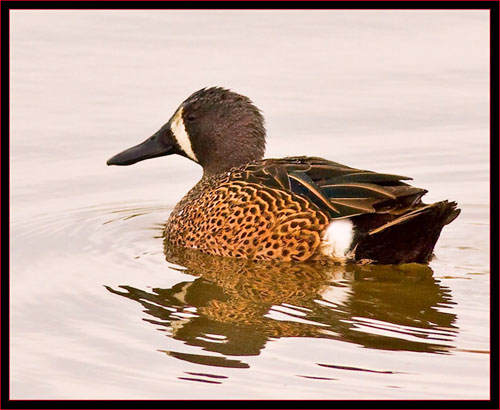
[10,10,490,400]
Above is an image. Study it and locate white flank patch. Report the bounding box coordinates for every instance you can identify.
[170,107,198,162]
[320,219,354,259]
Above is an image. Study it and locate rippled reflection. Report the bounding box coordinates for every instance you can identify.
[106,240,458,368]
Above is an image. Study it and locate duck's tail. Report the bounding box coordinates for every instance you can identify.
[353,201,460,264]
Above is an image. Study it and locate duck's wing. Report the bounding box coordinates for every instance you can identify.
[241,156,427,219]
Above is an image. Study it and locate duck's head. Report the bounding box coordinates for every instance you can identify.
[107,87,266,175]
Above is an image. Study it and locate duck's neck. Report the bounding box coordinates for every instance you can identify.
[195,120,266,175]
[199,141,265,176]
[201,155,261,176]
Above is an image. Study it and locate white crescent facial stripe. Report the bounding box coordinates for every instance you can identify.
[171,107,198,162]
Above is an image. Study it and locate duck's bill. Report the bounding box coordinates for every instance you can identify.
[107,131,176,166]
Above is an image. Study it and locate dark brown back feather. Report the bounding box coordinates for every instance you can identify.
[241,156,427,218]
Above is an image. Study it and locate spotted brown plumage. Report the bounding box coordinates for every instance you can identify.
[165,168,329,261]
[108,87,460,264]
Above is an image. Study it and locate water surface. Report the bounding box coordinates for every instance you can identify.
[10,10,490,400]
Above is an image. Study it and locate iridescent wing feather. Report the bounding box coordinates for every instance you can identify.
[241,156,427,218]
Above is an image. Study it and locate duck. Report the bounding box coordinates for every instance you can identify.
[107,87,460,264]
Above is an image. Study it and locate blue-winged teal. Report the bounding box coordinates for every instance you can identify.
[107,87,460,264]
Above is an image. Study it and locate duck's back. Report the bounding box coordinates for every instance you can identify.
[164,156,460,263]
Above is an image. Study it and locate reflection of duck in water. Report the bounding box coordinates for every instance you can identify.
[107,87,460,264]
[106,243,457,368]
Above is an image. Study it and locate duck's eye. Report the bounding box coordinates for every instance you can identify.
[186,114,197,122]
